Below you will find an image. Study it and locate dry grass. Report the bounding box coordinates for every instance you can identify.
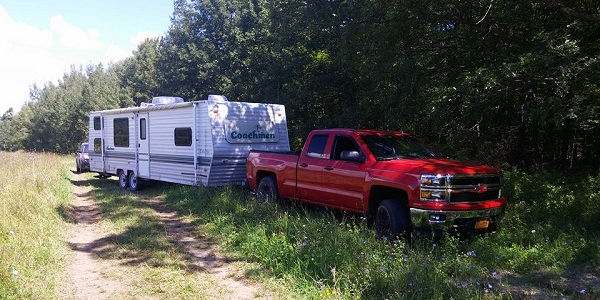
[0,151,72,299]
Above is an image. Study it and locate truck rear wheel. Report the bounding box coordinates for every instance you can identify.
[375,199,410,241]
[257,176,280,203]
[118,170,128,189]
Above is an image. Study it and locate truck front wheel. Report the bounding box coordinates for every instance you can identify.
[375,200,410,241]
[257,176,280,203]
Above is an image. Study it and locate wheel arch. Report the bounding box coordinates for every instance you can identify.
[368,185,409,218]
[256,170,277,188]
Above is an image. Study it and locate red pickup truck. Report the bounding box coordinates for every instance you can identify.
[246,129,507,239]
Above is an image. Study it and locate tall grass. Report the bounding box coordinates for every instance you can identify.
[163,188,503,299]
[160,169,600,299]
[0,152,72,299]
[3,151,596,299]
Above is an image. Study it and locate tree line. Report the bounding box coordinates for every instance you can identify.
[1,0,598,172]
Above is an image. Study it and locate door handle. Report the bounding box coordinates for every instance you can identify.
[324,166,334,171]
[299,163,308,168]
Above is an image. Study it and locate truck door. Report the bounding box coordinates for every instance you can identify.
[137,113,150,178]
[296,133,331,203]
[320,135,366,211]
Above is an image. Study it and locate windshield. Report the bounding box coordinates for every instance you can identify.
[361,134,437,160]
[82,144,89,153]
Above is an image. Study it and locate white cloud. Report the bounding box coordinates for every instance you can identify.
[0,6,60,113]
[130,31,161,48]
[0,6,161,114]
[50,15,102,50]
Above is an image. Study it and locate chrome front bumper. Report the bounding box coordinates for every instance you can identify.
[410,206,505,237]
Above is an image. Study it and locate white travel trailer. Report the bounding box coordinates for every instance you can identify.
[88,95,290,189]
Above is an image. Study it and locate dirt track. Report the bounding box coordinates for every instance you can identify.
[61,171,269,299]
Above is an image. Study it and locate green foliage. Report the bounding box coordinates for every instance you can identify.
[0,64,132,153]
[1,0,599,172]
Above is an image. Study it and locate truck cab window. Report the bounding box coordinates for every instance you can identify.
[306,134,328,158]
[332,135,360,160]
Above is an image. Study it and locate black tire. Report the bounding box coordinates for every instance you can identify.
[256,176,280,203]
[118,170,128,189]
[76,161,81,173]
[374,199,411,241]
[128,171,140,191]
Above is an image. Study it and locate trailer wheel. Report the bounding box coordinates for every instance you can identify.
[118,170,128,189]
[128,171,140,191]
[257,176,280,203]
[374,199,410,241]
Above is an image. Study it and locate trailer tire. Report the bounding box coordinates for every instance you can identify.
[128,171,140,191]
[374,199,410,241]
[118,170,128,189]
[257,176,280,203]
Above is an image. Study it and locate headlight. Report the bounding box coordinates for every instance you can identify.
[420,174,448,201]
[420,174,446,186]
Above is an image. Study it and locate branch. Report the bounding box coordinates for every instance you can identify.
[476,0,495,25]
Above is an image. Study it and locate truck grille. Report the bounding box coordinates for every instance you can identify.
[420,174,503,203]
[448,174,502,203]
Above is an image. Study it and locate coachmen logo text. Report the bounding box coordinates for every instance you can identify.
[225,122,279,144]
[230,125,276,140]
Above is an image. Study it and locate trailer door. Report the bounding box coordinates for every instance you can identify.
[137,113,150,178]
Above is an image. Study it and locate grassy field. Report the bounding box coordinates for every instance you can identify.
[0,152,72,299]
[160,169,600,299]
[1,151,599,299]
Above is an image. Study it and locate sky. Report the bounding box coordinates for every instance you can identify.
[0,0,174,114]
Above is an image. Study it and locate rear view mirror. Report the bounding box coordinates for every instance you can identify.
[340,151,366,163]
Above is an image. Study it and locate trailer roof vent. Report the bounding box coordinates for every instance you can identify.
[140,102,155,108]
[151,96,184,105]
[208,95,229,102]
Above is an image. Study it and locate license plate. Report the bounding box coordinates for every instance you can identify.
[475,219,490,229]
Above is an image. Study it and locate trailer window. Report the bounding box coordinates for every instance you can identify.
[174,127,192,146]
[306,134,329,159]
[93,117,101,130]
[139,118,146,140]
[94,138,102,153]
[113,118,129,147]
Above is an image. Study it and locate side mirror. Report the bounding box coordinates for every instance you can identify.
[340,150,366,163]
[76,150,81,154]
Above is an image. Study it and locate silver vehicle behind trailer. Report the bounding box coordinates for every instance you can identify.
[88,95,290,190]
